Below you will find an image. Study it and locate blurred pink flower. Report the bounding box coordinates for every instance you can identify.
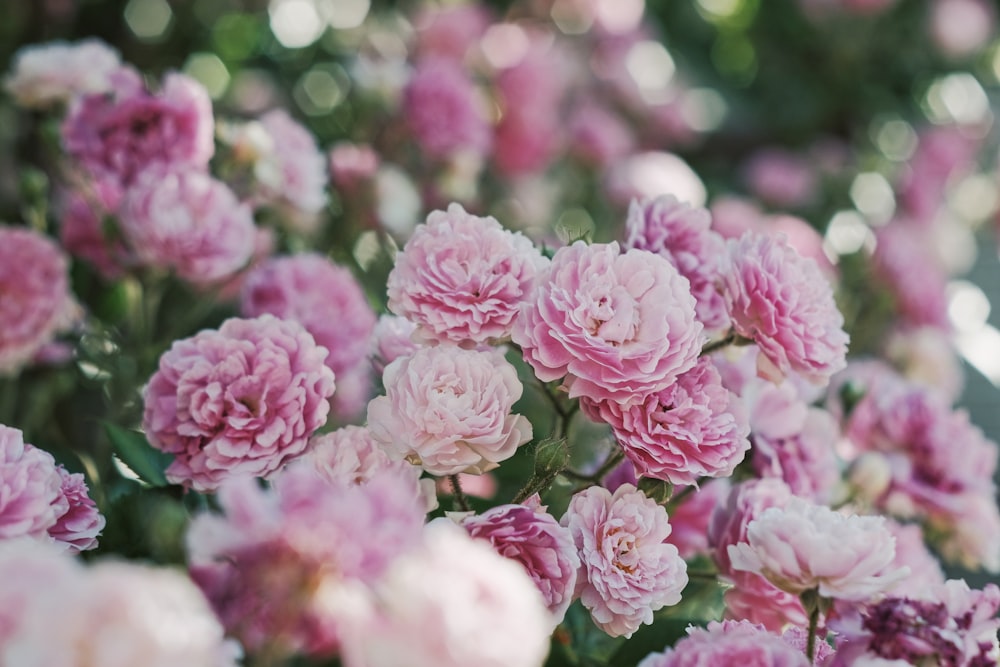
[370,314,419,375]
[930,0,996,58]
[254,109,328,219]
[57,179,127,279]
[568,103,635,168]
[0,425,66,541]
[562,483,688,637]
[386,203,548,344]
[663,479,730,560]
[4,39,121,108]
[729,498,907,601]
[638,620,811,667]
[142,315,336,491]
[0,226,78,376]
[751,404,842,504]
[872,223,950,329]
[881,521,945,597]
[413,3,493,62]
[513,241,702,404]
[743,149,818,209]
[329,142,380,193]
[120,167,255,284]
[367,345,532,476]
[723,570,811,631]
[403,59,492,159]
[581,357,750,485]
[722,232,849,384]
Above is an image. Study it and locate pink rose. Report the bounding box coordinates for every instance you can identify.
[5,39,121,108]
[254,109,328,218]
[0,425,66,540]
[403,59,492,159]
[513,241,703,404]
[57,179,127,279]
[638,620,811,667]
[142,315,336,491]
[370,315,419,375]
[49,467,105,553]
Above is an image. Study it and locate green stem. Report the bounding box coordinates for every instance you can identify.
[449,474,471,512]
[700,330,737,356]
[803,591,821,663]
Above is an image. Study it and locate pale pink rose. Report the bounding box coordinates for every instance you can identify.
[4,39,121,108]
[62,71,213,186]
[329,142,380,193]
[0,541,80,646]
[884,326,963,404]
[120,167,255,284]
[142,315,336,491]
[463,496,580,623]
[881,521,945,597]
[57,179,127,279]
[253,109,328,219]
[722,232,849,384]
[562,484,688,638]
[752,406,842,504]
[663,479,730,560]
[729,498,908,601]
[338,520,552,667]
[370,314,419,375]
[367,346,532,476]
[604,151,707,207]
[413,3,493,62]
[782,625,837,663]
[48,467,104,553]
[624,195,729,332]
[0,226,78,376]
[872,223,950,329]
[931,0,996,58]
[513,241,703,404]
[638,620,811,667]
[723,570,811,631]
[327,364,374,422]
[581,357,750,485]
[403,59,492,159]
[933,491,1000,574]
[743,149,818,209]
[188,465,424,657]
[240,253,377,413]
[386,203,548,344]
[568,103,635,168]
[0,425,66,541]
[898,126,978,225]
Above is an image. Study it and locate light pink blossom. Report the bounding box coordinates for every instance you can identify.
[5,39,122,108]
[568,103,635,168]
[370,314,419,375]
[367,346,532,476]
[0,226,78,376]
[743,149,818,209]
[638,620,811,667]
[142,315,336,491]
[403,59,492,159]
[872,222,950,329]
[581,357,750,485]
[386,203,548,344]
[0,425,66,541]
[120,167,255,284]
[413,3,493,62]
[729,498,908,601]
[562,484,688,638]
[329,142,379,193]
[57,179,127,279]
[663,479,730,560]
[513,241,703,404]
[722,231,849,384]
[48,467,105,553]
[462,496,580,623]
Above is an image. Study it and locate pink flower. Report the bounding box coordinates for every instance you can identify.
[188,465,425,657]
[48,467,105,553]
[568,103,635,168]
[370,314,419,375]
[722,232,849,384]
[638,620,812,667]
[462,496,580,622]
[403,59,492,159]
[513,241,703,404]
[0,226,78,376]
[367,345,532,476]
[413,3,493,62]
[562,484,688,637]
[241,253,377,413]
[751,404,842,504]
[729,498,908,601]
[57,179,127,279]
[624,195,729,332]
[872,222,950,329]
[581,357,750,485]
[743,149,818,209]
[329,142,379,193]
[882,521,945,597]
[663,479,730,560]
[386,203,548,344]
[930,0,996,58]
[4,39,121,108]
[120,167,255,284]
[254,109,328,219]
[0,425,66,540]
[142,315,336,491]
[62,71,213,186]
[723,571,811,631]
[338,520,552,667]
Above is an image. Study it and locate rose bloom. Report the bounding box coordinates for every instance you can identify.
[188,465,425,657]
[871,223,950,329]
[581,357,750,485]
[568,102,635,168]
[62,70,214,186]
[638,620,811,667]
[57,179,128,280]
[386,203,548,345]
[254,109,328,218]
[4,39,121,108]
[513,241,702,405]
[370,314,419,375]
[624,195,729,332]
[120,167,255,284]
[403,59,492,160]
[0,226,78,376]
[722,232,849,384]
[562,484,688,638]
[338,520,552,667]
[462,496,580,623]
[49,467,105,553]
[329,142,379,193]
[367,345,532,476]
[0,425,66,541]
[412,3,493,61]
[742,148,818,209]
[729,498,908,601]
[663,479,731,560]
[142,315,336,491]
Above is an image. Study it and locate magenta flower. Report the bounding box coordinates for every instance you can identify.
[120,167,255,284]
[581,357,750,485]
[513,241,703,405]
[5,39,122,108]
[386,203,548,345]
[241,253,377,416]
[722,231,849,384]
[624,195,729,332]
[142,315,336,491]
[49,467,105,553]
[562,484,688,638]
[0,425,66,540]
[367,346,532,476]
[0,226,78,376]
[462,496,580,623]
[729,498,908,601]
[188,465,425,657]
[638,620,811,667]
[403,59,492,159]
[62,71,213,186]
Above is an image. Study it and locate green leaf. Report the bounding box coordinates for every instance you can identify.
[104,422,172,487]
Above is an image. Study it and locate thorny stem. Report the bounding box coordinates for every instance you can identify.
[449,474,471,512]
